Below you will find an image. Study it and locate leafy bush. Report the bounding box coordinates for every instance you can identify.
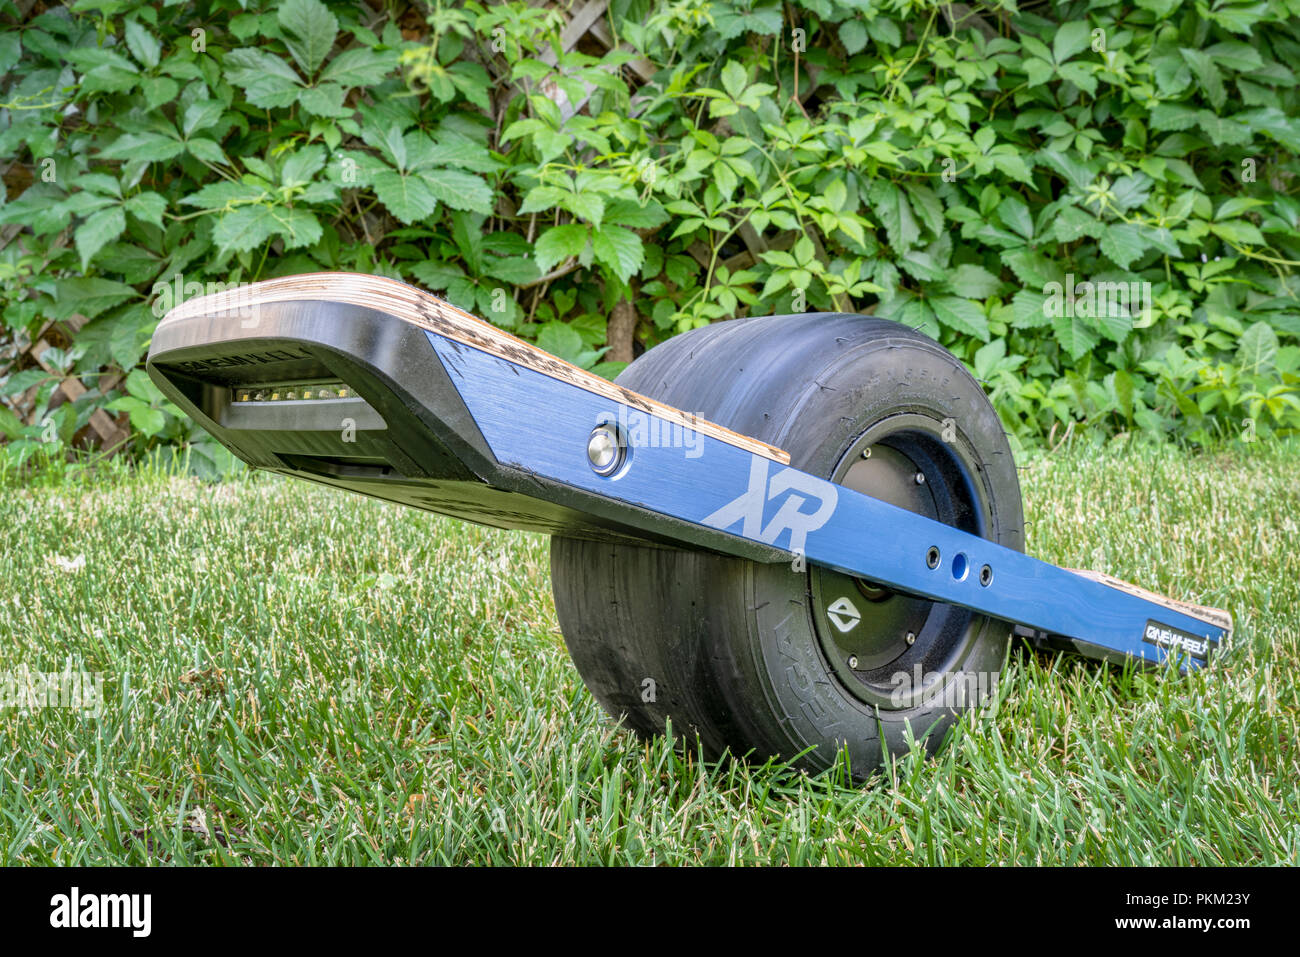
[2,0,1299,473]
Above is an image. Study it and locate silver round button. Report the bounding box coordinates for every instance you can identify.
[587,424,625,475]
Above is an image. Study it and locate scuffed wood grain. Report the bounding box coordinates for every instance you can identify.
[162,272,791,464]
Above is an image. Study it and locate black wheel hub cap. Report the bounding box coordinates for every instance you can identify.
[808,413,990,709]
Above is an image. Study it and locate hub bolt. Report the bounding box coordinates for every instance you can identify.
[905,632,916,646]
[914,472,926,485]
[848,656,859,669]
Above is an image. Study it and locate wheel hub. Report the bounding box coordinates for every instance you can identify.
[809,413,988,708]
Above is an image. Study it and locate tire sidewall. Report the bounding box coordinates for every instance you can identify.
[727,332,1023,774]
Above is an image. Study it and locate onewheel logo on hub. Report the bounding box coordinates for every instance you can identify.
[1142,620,1214,664]
[825,597,861,632]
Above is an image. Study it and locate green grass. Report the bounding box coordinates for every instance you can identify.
[1,442,1297,865]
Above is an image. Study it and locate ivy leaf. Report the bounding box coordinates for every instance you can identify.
[973,339,1007,380]
[1036,148,1095,192]
[107,396,166,437]
[369,124,409,170]
[1110,174,1152,213]
[1011,290,1052,329]
[1135,0,1181,17]
[1,369,53,398]
[320,46,395,87]
[1139,224,1181,256]
[567,191,605,227]
[1209,220,1265,246]
[73,49,140,94]
[867,180,919,251]
[1197,111,1253,146]
[125,192,166,228]
[49,278,136,320]
[224,49,304,109]
[1025,58,1054,87]
[125,368,166,405]
[1057,61,1097,96]
[720,61,748,100]
[181,99,225,137]
[212,206,281,253]
[183,181,268,210]
[1091,305,1134,344]
[124,19,161,69]
[1239,107,1300,151]
[271,207,322,249]
[418,169,494,215]
[75,207,125,270]
[991,150,1034,184]
[372,171,438,224]
[534,224,589,274]
[1181,48,1226,111]
[591,225,643,283]
[1054,21,1093,64]
[930,296,990,342]
[866,17,900,46]
[279,0,338,77]
[1207,40,1263,72]
[281,146,327,188]
[904,184,944,238]
[95,243,163,284]
[1052,312,1100,360]
[1203,2,1269,35]
[1109,369,1135,422]
[535,322,585,363]
[484,256,541,285]
[946,264,1002,299]
[518,186,567,216]
[424,135,497,173]
[839,20,868,56]
[1099,223,1150,269]
[1003,248,1064,287]
[140,76,178,110]
[1153,53,1192,94]
[73,173,120,198]
[1052,206,1103,242]
[1150,103,1201,131]
[298,83,349,118]
[605,199,669,229]
[410,261,465,290]
[713,2,782,38]
[209,204,321,253]
[98,131,185,164]
[1237,320,1278,375]
[0,33,19,75]
[997,196,1034,240]
[898,249,947,283]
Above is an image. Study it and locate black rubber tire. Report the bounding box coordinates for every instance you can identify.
[550,313,1024,780]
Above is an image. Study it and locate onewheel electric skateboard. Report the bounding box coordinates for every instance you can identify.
[146,273,1232,777]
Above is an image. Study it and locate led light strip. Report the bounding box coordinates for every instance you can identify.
[232,381,357,403]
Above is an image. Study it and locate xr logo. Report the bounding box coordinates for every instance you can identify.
[702,457,839,554]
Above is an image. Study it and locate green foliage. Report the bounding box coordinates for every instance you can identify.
[2,0,1300,469]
